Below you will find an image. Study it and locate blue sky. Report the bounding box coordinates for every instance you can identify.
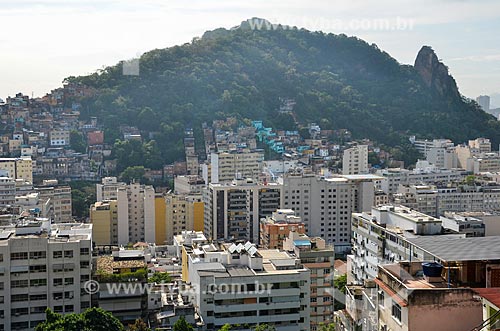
[1,0,499,105]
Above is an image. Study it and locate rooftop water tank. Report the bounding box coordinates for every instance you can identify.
[422,262,443,277]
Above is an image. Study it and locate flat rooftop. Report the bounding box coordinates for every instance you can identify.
[408,236,500,262]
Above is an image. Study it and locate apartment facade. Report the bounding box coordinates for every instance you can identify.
[117,183,156,245]
[203,178,282,243]
[210,150,264,183]
[164,193,204,244]
[342,145,368,175]
[0,221,92,330]
[284,233,335,329]
[0,158,33,183]
[0,177,15,206]
[96,177,126,202]
[260,209,305,249]
[90,200,118,245]
[186,241,311,331]
[282,173,378,252]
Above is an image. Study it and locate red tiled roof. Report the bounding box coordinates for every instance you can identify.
[473,288,500,309]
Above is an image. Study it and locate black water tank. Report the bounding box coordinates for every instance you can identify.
[422,262,443,277]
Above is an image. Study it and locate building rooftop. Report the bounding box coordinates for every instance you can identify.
[473,288,500,309]
[408,236,500,262]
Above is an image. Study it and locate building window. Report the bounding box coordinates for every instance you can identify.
[378,291,385,308]
[53,251,63,259]
[11,252,28,260]
[64,250,73,258]
[80,248,90,255]
[392,302,402,322]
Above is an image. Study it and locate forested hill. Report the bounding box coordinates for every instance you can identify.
[68,18,500,164]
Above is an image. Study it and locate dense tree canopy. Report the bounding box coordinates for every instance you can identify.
[35,308,124,331]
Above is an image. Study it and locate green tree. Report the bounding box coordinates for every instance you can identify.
[217,325,232,331]
[69,181,97,219]
[334,274,347,294]
[70,130,87,153]
[128,318,150,331]
[148,271,172,284]
[35,307,124,331]
[318,323,336,331]
[173,316,194,331]
[253,325,276,331]
[120,166,146,183]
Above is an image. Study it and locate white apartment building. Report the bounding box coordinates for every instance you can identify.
[395,183,500,217]
[282,172,379,252]
[376,167,467,194]
[342,145,368,175]
[411,138,454,157]
[185,241,311,331]
[203,178,282,243]
[210,150,264,183]
[0,177,15,206]
[96,177,126,202]
[0,221,92,330]
[117,183,155,245]
[350,205,444,283]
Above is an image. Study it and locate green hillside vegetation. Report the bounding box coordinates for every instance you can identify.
[66,18,500,166]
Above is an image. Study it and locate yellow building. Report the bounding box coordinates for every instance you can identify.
[0,157,33,183]
[154,194,167,245]
[164,193,204,244]
[90,200,118,245]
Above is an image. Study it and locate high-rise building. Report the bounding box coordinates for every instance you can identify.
[203,178,282,243]
[164,193,204,244]
[117,183,156,244]
[284,232,335,328]
[342,145,368,175]
[0,221,92,329]
[90,200,118,245]
[282,172,379,252]
[477,95,491,111]
[210,150,264,183]
[185,241,311,331]
[96,177,126,202]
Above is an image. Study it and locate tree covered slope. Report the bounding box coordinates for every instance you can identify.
[69,18,500,164]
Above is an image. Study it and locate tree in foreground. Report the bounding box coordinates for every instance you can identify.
[173,316,194,331]
[35,307,124,331]
[253,325,276,331]
[128,318,151,331]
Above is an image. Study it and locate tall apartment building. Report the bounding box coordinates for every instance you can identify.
[284,232,335,329]
[34,185,72,223]
[164,193,204,244]
[411,138,454,158]
[210,150,264,183]
[342,145,368,175]
[260,209,305,249]
[203,178,282,243]
[0,157,33,183]
[0,221,92,330]
[350,205,442,283]
[282,173,379,252]
[185,241,311,331]
[96,177,126,202]
[90,200,118,245]
[117,183,155,245]
[0,177,15,206]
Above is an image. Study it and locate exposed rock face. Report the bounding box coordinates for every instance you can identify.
[414,46,460,99]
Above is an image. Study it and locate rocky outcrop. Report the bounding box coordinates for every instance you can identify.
[414,46,460,99]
